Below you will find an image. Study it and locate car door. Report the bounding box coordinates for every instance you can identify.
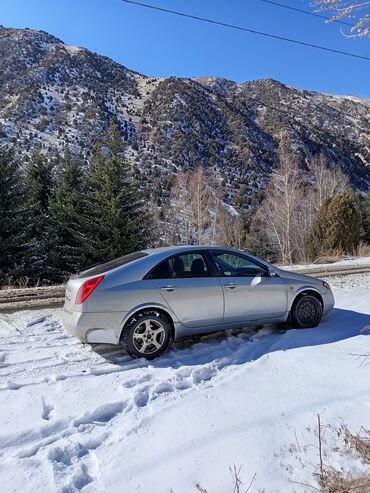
[209,250,287,324]
[149,251,224,328]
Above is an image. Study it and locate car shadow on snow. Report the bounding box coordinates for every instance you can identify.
[91,308,370,371]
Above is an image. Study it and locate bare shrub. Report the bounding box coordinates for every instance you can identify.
[256,153,351,264]
[214,209,248,250]
[308,153,349,212]
[229,464,256,493]
[164,166,239,247]
[257,158,304,264]
[195,466,256,493]
[315,415,370,493]
[164,166,215,244]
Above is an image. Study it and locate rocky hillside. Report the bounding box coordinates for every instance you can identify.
[1,26,369,205]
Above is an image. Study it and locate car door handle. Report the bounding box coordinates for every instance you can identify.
[225,283,237,289]
[160,285,176,292]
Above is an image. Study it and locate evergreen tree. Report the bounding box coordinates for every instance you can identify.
[47,148,88,281]
[85,121,150,264]
[22,146,53,283]
[0,146,25,284]
[307,191,361,259]
[359,189,370,245]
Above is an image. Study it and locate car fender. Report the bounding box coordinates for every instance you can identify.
[287,284,324,309]
[119,301,179,330]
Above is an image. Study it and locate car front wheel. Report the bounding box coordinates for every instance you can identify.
[291,295,322,328]
[121,311,172,360]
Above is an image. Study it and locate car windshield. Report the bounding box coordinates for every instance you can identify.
[78,251,148,278]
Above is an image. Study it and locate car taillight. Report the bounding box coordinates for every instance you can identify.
[76,275,105,304]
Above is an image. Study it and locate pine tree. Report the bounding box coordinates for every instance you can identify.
[47,148,88,282]
[359,189,370,245]
[0,146,25,284]
[307,191,361,259]
[85,121,150,264]
[22,146,53,283]
[306,198,332,260]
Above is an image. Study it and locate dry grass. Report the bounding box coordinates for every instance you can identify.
[195,465,256,493]
[312,255,343,265]
[316,416,370,493]
[357,242,370,257]
[229,464,256,493]
[318,469,370,493]
[1,276,42,290]
[342,427,370,464]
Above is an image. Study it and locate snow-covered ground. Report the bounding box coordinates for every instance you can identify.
[1,274,369,493]
[282,256,370,271]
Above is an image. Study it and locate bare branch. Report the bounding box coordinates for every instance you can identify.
[312,1,370,37]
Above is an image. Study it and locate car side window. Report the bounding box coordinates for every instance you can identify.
[210,251,267,278]
[148,260,172,279]
[148,252,210,279]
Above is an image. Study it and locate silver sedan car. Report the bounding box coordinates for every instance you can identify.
[62,246,334,359]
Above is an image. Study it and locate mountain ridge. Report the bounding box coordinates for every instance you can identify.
[0,26,369,206]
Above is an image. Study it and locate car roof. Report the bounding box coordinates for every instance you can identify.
[142,245,245,256]
[140,245,274,271]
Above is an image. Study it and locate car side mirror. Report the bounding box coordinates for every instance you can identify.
[267,268,278,277]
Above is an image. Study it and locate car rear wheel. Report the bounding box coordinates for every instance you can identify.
[121,312,172,360]
[291,294,322,328]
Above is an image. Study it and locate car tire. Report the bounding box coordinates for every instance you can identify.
[121,311,172,360]
[290,294,322,329]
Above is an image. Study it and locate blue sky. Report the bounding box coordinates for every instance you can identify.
[2,0,370,96]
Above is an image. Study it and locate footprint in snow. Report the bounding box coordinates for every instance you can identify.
[48,442,99,492]
[4,380,21,390]
[191,366,215,384]
[27,316,47,327]
[0,352,9,368]
[153,382,174,396]
[133,387,150,408]
[174,379,192,390]
[174,367,194,389]
[73,401,125,427]
[50,373,67,382]
[68,463,94,491]
[122,373,152,389]
[175,367,192,379]
[41,398,55,421]
[47,445,72,466]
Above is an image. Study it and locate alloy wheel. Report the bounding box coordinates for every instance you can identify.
[132,318,166,355]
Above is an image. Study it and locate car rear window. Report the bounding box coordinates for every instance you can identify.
[78,251,148,278]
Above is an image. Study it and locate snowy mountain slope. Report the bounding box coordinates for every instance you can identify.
[0,273,369,492]
[0,26,370,205]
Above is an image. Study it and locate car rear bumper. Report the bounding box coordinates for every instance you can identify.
[62,307,126,345]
